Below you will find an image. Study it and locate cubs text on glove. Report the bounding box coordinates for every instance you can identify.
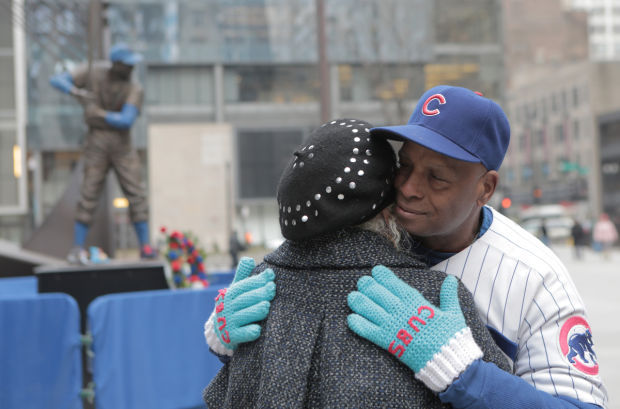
[204,257,276,356]
[347,265,482,392]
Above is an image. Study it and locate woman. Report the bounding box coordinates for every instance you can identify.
[203,119,510,408]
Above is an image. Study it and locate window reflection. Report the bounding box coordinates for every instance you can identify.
[435,0,499,44]
[338,64,425,102]
[225,66,318,103]
[238,130,304,199]
[146,66,214,106]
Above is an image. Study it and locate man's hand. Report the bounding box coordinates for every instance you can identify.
[347,266,482,392]
[70,87,96,103]
[213,257,276,350]
[84,102,106,118]
[82,102,108,128]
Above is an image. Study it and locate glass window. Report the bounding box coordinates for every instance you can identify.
[572,87,579,108]
[146,65,214,106]
[328,0,432,63]
[555,123,565,143]
[573,119,580,140]
[536,129,545,148]
[225,66,318,103]
[434,0,499,44]
[521,166,532,181]
[339,64,425,102]
[561,90,568,112]
[238,129,304,199]
[106,0,433,64]
[425,54,502,99]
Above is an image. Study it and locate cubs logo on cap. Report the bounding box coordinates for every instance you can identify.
[370,85,511,171]
[421,94,446,116]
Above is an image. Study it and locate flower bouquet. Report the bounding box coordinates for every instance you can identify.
[158,227,209,289]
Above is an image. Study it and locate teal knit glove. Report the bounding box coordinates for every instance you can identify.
[347,265,482,392]
[213,257,276,350]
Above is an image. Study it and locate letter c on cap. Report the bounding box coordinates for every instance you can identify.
[422,93,446,116]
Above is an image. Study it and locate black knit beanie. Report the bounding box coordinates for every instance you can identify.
[277,118,396,241]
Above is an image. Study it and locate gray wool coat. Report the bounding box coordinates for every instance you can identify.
[204,227,510,409]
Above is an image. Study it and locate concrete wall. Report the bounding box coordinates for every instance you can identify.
[148,123,234,253]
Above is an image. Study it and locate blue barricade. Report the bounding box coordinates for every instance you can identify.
[0,293,83,409]
[87,287,224,409]
[0,276,38,296]
[207,270,234,287]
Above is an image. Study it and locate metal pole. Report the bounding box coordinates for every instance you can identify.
[316,0,331,123]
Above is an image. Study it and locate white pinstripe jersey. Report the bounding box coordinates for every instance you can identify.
[433,207,608,407]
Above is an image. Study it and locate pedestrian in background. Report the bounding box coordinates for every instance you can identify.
[228,230,246,269]
[539,219,551,246]
[592,213,618,260]
[571,218,587,260]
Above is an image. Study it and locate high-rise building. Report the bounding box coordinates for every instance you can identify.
[566,0,620,60]
[504,0,620,231]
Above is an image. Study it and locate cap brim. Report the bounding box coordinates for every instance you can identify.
[121,53,142,66]
[370,124,481,163]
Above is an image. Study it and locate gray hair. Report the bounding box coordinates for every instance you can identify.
[359,205,412,252]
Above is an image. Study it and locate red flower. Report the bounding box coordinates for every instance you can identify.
[171,260,181,272]
[160,226,167,233]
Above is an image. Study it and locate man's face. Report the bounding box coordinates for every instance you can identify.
[393,141,495,251]
[110,62,134,80]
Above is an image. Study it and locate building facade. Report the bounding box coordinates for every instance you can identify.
[504,0,620,237]
[503,62,595,215]
[0,0,28,241]
[567,0,620,60]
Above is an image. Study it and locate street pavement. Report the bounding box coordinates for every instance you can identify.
[552,244,620,408]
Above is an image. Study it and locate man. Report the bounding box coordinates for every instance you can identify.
[50,43,155,263]
[205,86,608,408]
[349,85,607,408]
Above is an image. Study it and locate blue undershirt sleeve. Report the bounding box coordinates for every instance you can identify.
[49,72,74,94]
[439,360,602,409]
[104,103,139,129]
[208,347,231,364]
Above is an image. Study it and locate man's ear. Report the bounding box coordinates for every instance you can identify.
[478,170,499,206]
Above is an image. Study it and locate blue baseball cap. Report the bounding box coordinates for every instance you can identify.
[370,85,510,171]
[109,43,142,66]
